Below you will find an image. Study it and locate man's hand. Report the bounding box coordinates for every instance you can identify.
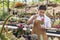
[27,14,38,25]
[32,14,38,20]
[41,25,51,30]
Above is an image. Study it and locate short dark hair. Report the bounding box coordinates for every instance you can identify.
[38,5,46,10]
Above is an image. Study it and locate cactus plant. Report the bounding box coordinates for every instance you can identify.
[0,14,13,40]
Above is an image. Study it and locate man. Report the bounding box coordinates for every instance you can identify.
[27,5,51,40]
[27,5,51,29]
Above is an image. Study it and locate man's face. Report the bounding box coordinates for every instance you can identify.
[38,10,45,16]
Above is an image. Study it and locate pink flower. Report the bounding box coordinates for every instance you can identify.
[41,18,44,21]
[54,25,60,28]
[40,17,44,24]
[17,23,24,28]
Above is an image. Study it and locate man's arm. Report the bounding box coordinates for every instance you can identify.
[27,17,34,25]
[46,18,51,29]
[27,15,38,25]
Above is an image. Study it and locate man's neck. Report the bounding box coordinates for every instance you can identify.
[39,15,44,17]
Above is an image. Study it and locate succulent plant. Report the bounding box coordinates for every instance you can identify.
[53,19,60,28]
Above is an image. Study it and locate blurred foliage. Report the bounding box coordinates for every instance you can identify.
[9,1,15,7]
[39,0,44,2]
[0,15,13,40]
[0,10,8,21]
[50,0,60,3]
[0,0,7,9]
[56,0,60,3]
[53,19,60,26]
[0,0,15,9]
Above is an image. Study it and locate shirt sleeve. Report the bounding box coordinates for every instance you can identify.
[28,15,35,24]
[45,18,51,29]
[28,15,34,21]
